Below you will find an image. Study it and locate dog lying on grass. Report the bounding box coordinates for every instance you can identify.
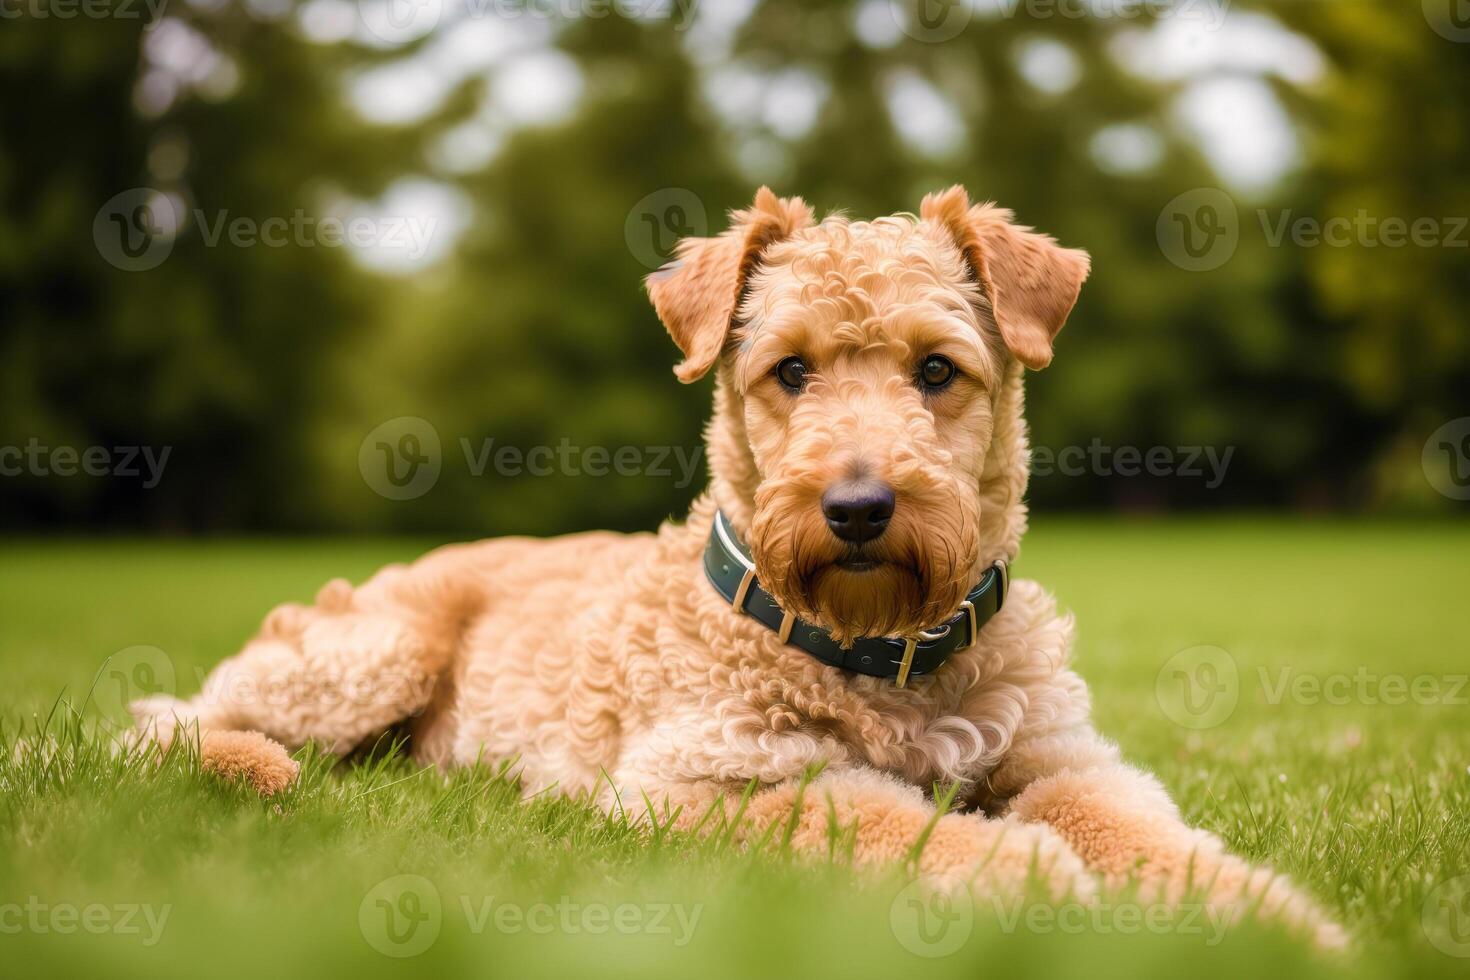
[133,186,1344,948]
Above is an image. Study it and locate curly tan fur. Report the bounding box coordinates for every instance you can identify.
[134,187,1344,949]
[197,731,300,797]
[128,707,300,797]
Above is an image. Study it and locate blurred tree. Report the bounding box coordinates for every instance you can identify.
[308,13,744,534]
[1266,0,1470,508]
[0,3,414,529]
[1,0,1462,533]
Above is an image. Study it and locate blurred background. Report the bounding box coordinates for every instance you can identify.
[2,0,1467,536]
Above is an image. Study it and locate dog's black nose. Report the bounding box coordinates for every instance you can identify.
[821,481,896,544]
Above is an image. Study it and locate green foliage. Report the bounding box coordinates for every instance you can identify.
[1,1,1464,531]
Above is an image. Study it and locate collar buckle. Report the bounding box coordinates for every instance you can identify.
[895,637,918,688]
[957,600,977,651]
[731,567,756,612]
[992,558,1009,608]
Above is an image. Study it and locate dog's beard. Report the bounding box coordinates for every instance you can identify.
[749,480,980,646]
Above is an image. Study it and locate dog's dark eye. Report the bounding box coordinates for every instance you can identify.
[775,356,808,391]
[918,355,956,390]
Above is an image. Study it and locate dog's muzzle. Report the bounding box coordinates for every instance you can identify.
[703,509,1008,687]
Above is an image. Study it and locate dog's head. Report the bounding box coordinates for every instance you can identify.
[647,187,1088,644]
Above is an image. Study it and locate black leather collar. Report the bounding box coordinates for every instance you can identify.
[702,510,1008,687]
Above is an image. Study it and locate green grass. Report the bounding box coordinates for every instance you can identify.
[2,519,1468,978]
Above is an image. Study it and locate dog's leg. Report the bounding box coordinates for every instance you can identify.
[987,730,1346,949]
[644,767,1097,901]
[133,562,474,783]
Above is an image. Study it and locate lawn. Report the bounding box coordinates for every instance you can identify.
[1,519,1467,978]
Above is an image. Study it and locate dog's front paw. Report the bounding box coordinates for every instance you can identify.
[197,730,300,797]
[127,698,300,798]
[919,813,1097,904]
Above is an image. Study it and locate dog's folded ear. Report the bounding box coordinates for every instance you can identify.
[645,187,814,383]
[921,185,1090,370]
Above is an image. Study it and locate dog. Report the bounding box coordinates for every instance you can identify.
[133,186,1344,948]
